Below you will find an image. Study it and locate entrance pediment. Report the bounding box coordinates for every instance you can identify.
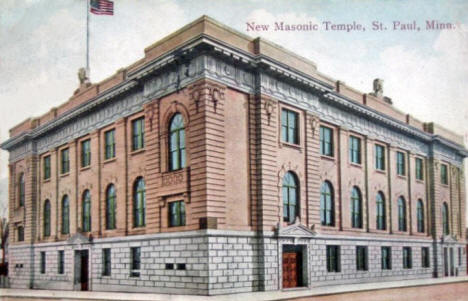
[67,233,91,245]
[276,221,316,238]
[441,234,458,244]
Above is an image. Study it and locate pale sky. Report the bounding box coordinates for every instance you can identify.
[0,0,467,220]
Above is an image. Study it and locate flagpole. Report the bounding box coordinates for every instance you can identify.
[86,0,90,79]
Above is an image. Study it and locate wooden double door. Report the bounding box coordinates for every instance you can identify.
[282,248,303,288]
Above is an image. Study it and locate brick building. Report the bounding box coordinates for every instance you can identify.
[1,16,467,295]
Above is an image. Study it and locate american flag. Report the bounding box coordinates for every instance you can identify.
[90,0,114,15]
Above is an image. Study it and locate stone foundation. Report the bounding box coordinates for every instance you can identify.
[7,230,467,295]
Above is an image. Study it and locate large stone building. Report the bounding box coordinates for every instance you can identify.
[1,16,467,295]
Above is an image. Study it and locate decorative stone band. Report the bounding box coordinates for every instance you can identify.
[2,36,467,165]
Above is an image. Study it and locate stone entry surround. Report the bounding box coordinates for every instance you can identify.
[8,228,464,295]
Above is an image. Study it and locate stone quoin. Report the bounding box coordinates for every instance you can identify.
[1,16,467,296]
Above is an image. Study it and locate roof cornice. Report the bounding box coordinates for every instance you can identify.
[1,33,467,159]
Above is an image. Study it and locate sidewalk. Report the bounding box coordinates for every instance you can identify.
[1,276,468,301]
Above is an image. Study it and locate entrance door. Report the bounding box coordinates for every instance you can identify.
[80,250,89,291]
[282,251,301,288]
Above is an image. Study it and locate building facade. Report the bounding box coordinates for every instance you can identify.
[1,16,467,295]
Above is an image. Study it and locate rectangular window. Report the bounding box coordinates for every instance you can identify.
[349,136,361,164]
[326,245,340,272]
[396,151,406,176]
[415,158,424,180]
[281,109,299,144]
[104,129,116,160]
[130,247,141,277]
[176,263,186,270]
[421,247,430,268]
[60,148,70,174]
[17,226,24,242]
[320,126,334,157]
[81,139,91,167]
[356,246,368,271]
[132,118,145,151]
[43,156,51,180]
[165,263,174,270]
[403,247,412,269]
[40,251,46,274]
[58,250,64,274]
[440,164,448,185]
[381,246,392,270]
[169,201,186,227]
[375,144,385,171]
[459,248,462,266]
[102,248,111,276]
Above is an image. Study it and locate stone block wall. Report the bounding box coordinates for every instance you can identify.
[33,244,73,290]
[306,238,433,286]
[7,245,32,289]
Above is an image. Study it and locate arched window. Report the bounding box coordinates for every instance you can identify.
[376,192,386,230]
[442,202,449,235]
[61,195,69,234]
[82,190,91,232]
[43,200,51,237]
[18,173,25,207]
[320,181,334,226]
[169,113,186,171]
[398,197,407,231]
[283,172,299,223]
[351,187,362,228]
[106,185,116,230]
[133,178,146,227]
[417,199,424,233]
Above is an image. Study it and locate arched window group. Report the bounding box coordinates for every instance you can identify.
[417,200,425,233]
[398,197,407,232]
[282,172,299,223]
[106,185,116,230]
[320,181,334,226]
[169,113,186,171]
[442,202,449,235]
[43,178,147,236]
[376,192,386,230]
[82,190,91,232]
[133,178,146,228]
[351,187,362,228]
[61,195,70,234]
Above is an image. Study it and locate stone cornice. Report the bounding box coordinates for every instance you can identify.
[323,93,432,141]
[2,33,467,162]
[1,79,139,150]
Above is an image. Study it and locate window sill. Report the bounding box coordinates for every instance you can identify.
[130,148,145,156]
[415,179,425,184]
[320,155,335,162]
[349,162,362,168]
[375,169,386,175]
[397,174,407,180]
[372,228,388,233]
[103,157,116,164]
[80,165,91,172]
[43,178,51,183]
[280,141,302,151]
[60,172,70,178]
[440,183,449,187]
[319,224,338,230]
